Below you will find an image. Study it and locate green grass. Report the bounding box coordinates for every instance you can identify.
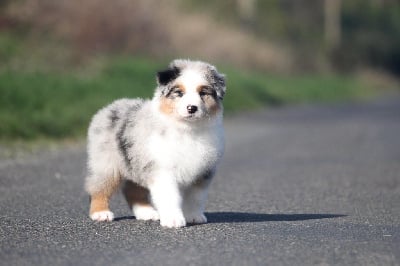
[223,69,374,111]
[0,57,376,141]
[0,58,162,140]
[0,32,22,63]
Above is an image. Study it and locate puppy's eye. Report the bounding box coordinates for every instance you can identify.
[172,88,184,97]
[199,86,212,97]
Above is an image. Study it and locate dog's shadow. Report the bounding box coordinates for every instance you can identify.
[205,212,346,223]
[114,212,346,223]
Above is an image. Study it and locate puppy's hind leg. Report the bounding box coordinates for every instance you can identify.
[86,173,121,222]
[122,180,159,221]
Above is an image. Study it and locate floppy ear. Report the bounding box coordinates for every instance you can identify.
[156,66,180,86]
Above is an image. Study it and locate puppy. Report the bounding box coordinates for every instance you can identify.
[85,59,226,228]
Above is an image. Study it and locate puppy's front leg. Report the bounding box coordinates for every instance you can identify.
[149,174,186,228]
[183,178,211,224]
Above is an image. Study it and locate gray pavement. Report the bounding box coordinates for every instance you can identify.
[1,97,399,265]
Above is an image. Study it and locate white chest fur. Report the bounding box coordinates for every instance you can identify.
[147,123,224,184]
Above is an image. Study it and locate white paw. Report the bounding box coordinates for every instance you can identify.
[160,212,187,228]
[133,205,160,221]
[185,213,207,224]
[90,210,114,222]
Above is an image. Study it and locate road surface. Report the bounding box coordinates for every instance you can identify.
[1,98,399,265]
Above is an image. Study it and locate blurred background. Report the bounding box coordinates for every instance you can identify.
[0,0,399,142]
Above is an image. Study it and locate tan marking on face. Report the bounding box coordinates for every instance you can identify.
[196,85,207,93]
[122,180,152,208]
[175,84,186,93]
[168,84,186,95]
[159,84,186,115]
[197,85,221,116]
[207,99,221,116]
[159,97,175,115]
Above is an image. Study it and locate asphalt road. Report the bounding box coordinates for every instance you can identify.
[1,97,399,266]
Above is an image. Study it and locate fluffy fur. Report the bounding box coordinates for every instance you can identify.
[85,59,226,228]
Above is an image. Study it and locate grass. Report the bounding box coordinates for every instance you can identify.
[0,56,377,142]
[0,58,162,140]
[222,69,374,111]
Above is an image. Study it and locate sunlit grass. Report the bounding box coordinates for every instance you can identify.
[0,57,376,141]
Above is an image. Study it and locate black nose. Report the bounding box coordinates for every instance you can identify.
[187,105,198,114]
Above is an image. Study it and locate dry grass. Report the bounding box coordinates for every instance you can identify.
[6,0,292,72]
[356,68,400,91]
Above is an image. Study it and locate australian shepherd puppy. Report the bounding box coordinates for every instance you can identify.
[85,59,226,228]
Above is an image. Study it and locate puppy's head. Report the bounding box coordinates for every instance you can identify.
[154,59,226,122]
